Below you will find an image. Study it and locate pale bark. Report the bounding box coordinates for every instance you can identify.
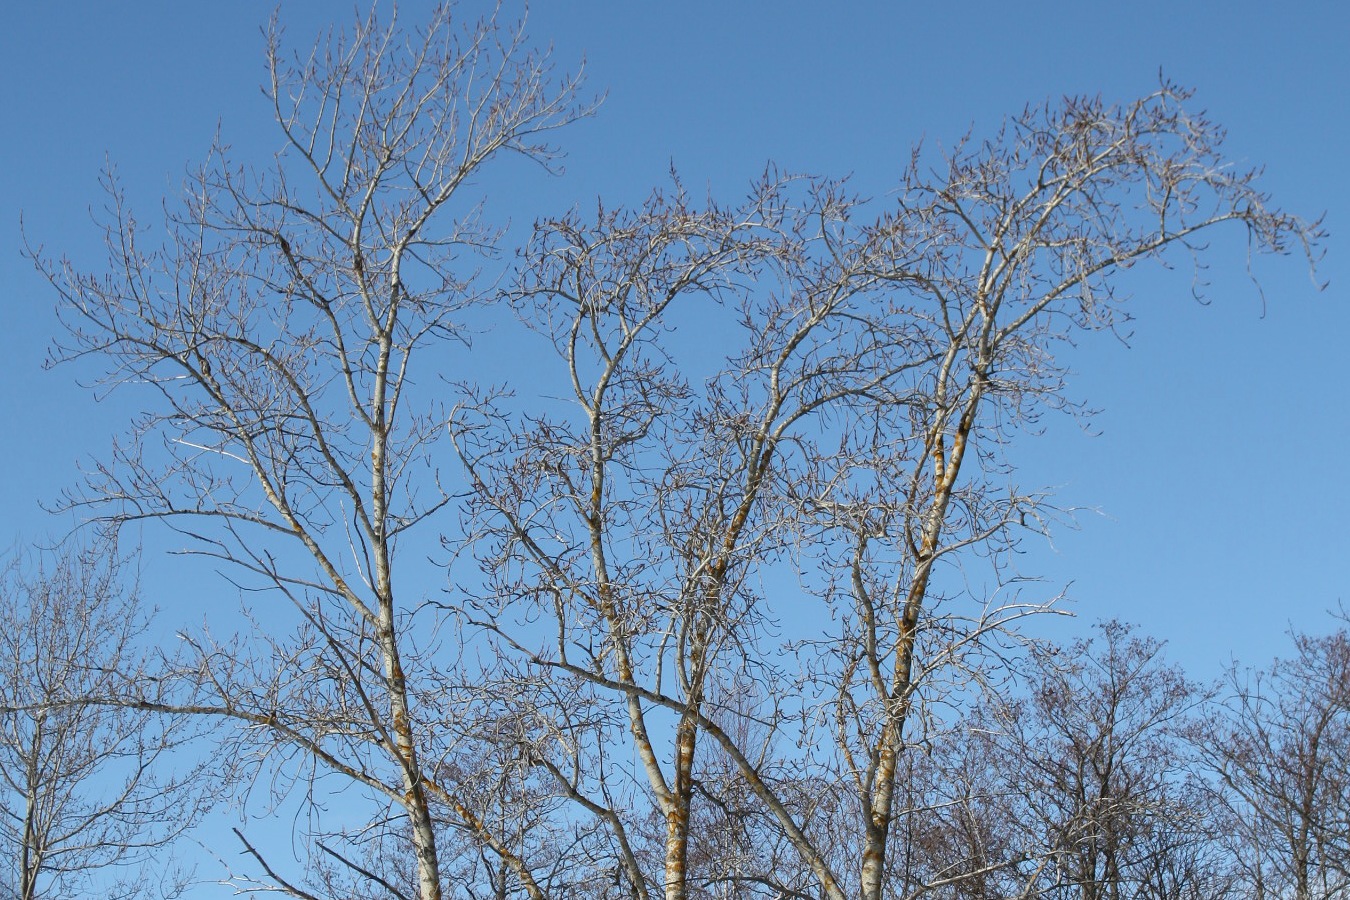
[33,5,588,897]
[32,16,1323,892]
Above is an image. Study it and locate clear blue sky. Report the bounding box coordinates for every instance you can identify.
[1,0,1345,827]
[1,1,1347,894]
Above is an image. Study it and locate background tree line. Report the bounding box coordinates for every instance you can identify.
[2,3,1336,898]
[5,545,1346,899]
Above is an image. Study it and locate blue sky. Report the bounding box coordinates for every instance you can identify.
[2,0,1345,721]
[2,2,1347,893]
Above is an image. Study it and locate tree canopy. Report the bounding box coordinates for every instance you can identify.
[6,4,1339,900]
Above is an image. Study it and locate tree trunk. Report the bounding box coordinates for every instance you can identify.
[664,710,698,900]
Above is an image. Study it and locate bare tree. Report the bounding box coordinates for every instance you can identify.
[455,87,1320,900]
[30,0,1322,895]
[1204,624,1350,900]
[31,4,588,898]
[0,540,202,900]
[953,622,1232,900]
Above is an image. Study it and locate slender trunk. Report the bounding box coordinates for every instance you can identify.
[371,317,442,900]
[858,604,917,900]
[374,535,440,899]
[860,378,984,900]
[666,605,711,900]
[1292,843,1310,900]
[20,711,45,900]
[380,608,442,900]
[859,730,896,899]
[664,709,698,900]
